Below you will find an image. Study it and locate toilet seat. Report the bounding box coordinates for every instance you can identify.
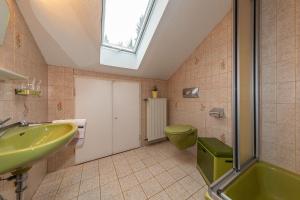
[164,125,194,135]
[165,124,197,150]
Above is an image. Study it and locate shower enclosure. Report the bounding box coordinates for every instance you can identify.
[207,0,300,199]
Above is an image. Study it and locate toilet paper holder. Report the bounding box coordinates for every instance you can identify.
[209,108,225,119]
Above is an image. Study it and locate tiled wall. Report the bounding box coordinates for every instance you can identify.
[260,0,300,174]
[0,0,48,199]
[167,12,233,146]
[47,65,168,172]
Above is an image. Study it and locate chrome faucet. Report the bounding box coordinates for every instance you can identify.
[19,120,29,127]
[0,117,11,128]
[0,119,29,138]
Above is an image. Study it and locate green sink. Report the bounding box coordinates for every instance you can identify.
[0,123,77,174]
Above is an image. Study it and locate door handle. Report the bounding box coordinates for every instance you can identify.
[114,117,118,119]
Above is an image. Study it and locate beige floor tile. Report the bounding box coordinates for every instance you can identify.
[0,190,15,200]
[60,174,81,189]
[129,161,146,172]
[127,155,140,164]
[149,191,171,200]
[192,186,208,200]
[83,160,98,169]
[42,170,65,184]
[81,168,99,180]
[165,182,190,200]
[123,150,137,158]
[155,171,176,189]
[101,193,124,200]
[116,165,133,178]
[64,165,83,177]
[123,185,147,200]
[101,180,122,199]
[114,161,130,170]
[99,158,114,170]
[35,180,61,196]
[178,176,202,195]
[32,192,56,200]
[55,183,80,200]
[112,153,126,162]
[142,157,157,167]
[153,154,168,163]
[189,171,206,186]
[160,159,177,170]
[186,197,196,200]
[99,164,116,175]
[149,164,165,176]
[178,163,197,175]
[99,161,116,171]
[79,176,100,194]
[100,171,118,185]
[119,174,139,191]
[113,161,128,169]
[77,188,100,200]
[36,142,201,200]
[134,168,153,183]
[168,167,187,181]
[141,178,163,198]
[135,151,149,160]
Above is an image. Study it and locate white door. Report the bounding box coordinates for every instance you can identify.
[75,77,113,163]
[112,81,140,153]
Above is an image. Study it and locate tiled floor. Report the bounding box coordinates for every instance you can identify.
[32,141,208,200]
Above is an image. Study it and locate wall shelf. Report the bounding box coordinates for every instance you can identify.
[0,68,27,81]
[15,89,41,97]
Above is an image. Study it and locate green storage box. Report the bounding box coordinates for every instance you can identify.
[197,137,233,184]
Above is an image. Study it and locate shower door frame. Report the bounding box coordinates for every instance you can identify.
[233,0,260,171]
[208,0,260,199]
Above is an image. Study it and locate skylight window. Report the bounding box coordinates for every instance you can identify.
[102,0,155,53]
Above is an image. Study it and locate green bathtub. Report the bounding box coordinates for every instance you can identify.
[224,162,300,200]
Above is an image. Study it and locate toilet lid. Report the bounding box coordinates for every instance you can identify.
[165,125,195,134]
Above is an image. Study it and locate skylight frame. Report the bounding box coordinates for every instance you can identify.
[101,0,156,54]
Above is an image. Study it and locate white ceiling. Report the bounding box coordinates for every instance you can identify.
[17,0,231,80]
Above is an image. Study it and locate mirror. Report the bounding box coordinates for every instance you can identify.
[0,0,10,45]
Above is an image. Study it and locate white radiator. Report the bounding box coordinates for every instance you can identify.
[146,98,167,142]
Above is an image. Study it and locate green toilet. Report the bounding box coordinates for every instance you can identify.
[164,125,197,150]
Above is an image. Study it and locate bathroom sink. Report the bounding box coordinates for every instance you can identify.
[0,123,77,174]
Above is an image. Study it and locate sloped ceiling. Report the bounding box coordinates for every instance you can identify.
[17,0,231,80]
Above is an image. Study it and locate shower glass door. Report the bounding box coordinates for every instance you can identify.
[234,0,258,170]
[209,0,260,198]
